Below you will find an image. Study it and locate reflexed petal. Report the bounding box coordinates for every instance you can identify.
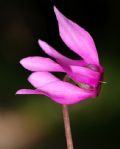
[28,72,96,104]
[38,39,83,66]
[54,6,99,65]
[16,89,42,94]
[20,56,64,72]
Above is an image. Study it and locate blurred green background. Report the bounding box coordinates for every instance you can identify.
[0,0,120,148]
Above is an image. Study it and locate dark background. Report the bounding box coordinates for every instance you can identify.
[0,0,120,149]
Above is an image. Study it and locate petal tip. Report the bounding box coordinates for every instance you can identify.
[53,6,63,20]
[53,5,57,10]
[19,57,30,69]
[16,90,23,94]
[16,89,42,95]
[38,39,43,46]
[20,57,30,67]
[27,72,38,85]
[27,73,33,83]
[38,39,46,49]
[19,58,24,66]
[53,6,58,14]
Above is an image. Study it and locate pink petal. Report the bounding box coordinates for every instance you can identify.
[20,56,64,72]
[57,60,100,87]
[40,81,95,104]
[69,65,100,87]
[54,6,99,65]
[16,89,42,94]
[38,39,84,66]
[28,72,96,104]
[28,72,60,88]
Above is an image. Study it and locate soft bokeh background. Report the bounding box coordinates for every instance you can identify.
[0,0,120,148]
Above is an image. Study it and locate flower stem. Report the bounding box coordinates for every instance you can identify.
[62,104,74,149]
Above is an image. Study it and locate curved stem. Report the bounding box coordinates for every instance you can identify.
[62,105,74,149]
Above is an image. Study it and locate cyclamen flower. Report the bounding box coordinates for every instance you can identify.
[16,6,104,105]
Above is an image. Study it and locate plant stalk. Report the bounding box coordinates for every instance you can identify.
[62,104,74,149]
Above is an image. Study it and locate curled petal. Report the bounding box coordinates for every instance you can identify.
[28,72,96,104]
[54,6,99,65]
[16,89,42,94]
[20,56,64,72]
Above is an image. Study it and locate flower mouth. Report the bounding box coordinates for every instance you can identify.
[65,66,104,96]
[64,75,94,91]
[86,64,100,72]
[77,82,94,90]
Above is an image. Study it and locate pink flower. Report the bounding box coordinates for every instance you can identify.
[16,6,104,105]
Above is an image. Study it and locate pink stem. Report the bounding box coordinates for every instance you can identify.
[62,105,74,149]
[62,75,74,149]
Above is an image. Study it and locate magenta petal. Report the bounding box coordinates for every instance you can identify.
[38,39,83,66]
[54,6,99,65]
[28,72,95,104]
[69,65,100,87]
[20,56,64,72]
[28,72,60,88]
[40,81,95,104]
[16,89,42,94]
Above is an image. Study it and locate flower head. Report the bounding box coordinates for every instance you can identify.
[16,6,104,105]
